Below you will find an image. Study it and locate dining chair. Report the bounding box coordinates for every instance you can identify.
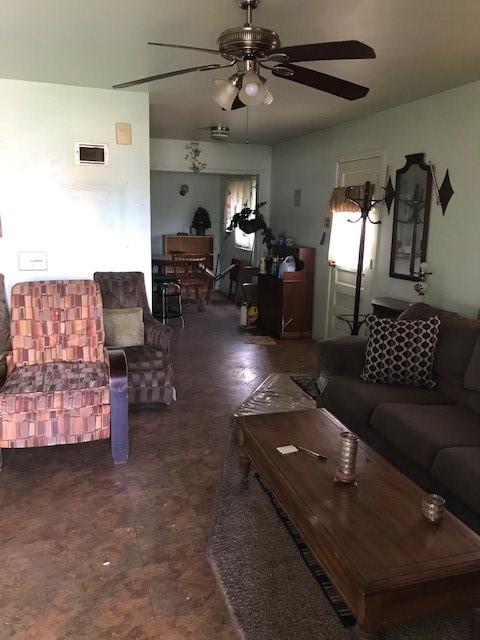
[172,254,209,312]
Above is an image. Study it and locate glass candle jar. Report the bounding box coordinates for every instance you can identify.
[421,493,445,524]
[335,432,359,484]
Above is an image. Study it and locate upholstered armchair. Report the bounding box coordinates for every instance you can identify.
[0,280,128,468]
[0,274,11,386]
[94,272,175,405]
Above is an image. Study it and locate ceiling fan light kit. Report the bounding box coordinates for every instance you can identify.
[212,76,242,110]
[114,0,375,114]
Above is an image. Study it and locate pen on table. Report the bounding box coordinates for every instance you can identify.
[296,445,328,462]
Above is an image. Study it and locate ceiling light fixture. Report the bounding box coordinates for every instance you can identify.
[212,75,241,110]
[239,71,269,106]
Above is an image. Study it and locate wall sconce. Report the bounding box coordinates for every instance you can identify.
[179,184,189,196]
[414,262,433,297]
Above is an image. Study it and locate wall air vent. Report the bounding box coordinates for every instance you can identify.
[74,143,110,166]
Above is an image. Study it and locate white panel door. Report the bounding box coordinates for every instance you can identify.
[326,156,383,338]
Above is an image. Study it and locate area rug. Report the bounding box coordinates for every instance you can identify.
[290,374,319,401]
[255,473,355,628]
[208,426,470,640]
[247,335,277,346]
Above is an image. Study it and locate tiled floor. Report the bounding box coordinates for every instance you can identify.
[0,295,316,639]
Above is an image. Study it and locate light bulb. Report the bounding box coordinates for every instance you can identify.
[244,81,259,97]
[239,72,269,106]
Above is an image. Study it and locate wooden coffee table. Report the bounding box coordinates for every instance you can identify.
[236,408,480,639]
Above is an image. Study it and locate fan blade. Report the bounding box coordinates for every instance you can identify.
[271,40,375,62]
[148,42,220,56]
[221,96,246,112]
[231,96,246,110]
[272,64,369,100]
[113,64,222,89]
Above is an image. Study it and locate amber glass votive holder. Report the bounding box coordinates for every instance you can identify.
[421,493,445,524]
[334,432,359,484]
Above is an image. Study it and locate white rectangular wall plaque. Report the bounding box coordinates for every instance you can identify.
[115,123,132,145]
[18,251,48,271]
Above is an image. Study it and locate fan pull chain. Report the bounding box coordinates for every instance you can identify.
[245,107,249,144]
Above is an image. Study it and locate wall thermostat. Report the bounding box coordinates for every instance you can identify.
[74,143,110,166]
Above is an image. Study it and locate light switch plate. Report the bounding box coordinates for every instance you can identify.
[115,123,132,145]
[18,251,48,271]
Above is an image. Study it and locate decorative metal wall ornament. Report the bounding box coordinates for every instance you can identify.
[185,142,207,173]
[384,175,395,213]
[429,164,454,215]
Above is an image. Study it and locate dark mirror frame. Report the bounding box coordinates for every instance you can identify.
[389,153,433,281]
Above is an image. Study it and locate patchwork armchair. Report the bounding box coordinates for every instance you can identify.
[94,272,175,405]
[0,274,11,385]
[0,280,128,467]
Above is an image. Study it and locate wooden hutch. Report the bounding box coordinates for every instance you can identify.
[258,246,315,338]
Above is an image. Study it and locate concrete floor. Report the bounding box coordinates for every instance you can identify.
[0,295,316,639]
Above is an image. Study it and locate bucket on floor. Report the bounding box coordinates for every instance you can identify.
[247,304,258,327]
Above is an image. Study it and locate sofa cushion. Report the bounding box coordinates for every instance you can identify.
[0,362,109,412]
[323,374,447,435]
[0,361,110,448]
[9,280,106,367]
[460,335,480,416]
[370,403,480,469]
[399,303,480,401]
[361,315,440,389]
[431,447,480,516]
[123,345,169,372]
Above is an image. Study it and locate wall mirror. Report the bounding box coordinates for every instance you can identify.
[390,153,432,281]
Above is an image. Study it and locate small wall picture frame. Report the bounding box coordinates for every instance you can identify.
[115,123,132,145]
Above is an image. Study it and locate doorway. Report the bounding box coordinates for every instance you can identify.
[218,174,259,296]
[326,155,383,338]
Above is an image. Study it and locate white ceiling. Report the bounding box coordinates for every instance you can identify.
[3,1,480,144]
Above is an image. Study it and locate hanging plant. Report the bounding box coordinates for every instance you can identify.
[185,142,207,173]
[226,201,274,249]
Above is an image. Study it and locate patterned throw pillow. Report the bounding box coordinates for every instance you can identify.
[361,315,440,388]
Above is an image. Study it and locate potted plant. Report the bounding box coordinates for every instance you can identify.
[226,201,274,249]
[192,207,211,236]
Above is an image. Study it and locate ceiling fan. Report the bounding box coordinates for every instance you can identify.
[113,0,375,110]
[198,124,231,141]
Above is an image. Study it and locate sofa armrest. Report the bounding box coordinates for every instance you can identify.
[0,352,7,389]
[106,348,129,464]
[316,336,368,377]
[144,315,172,352]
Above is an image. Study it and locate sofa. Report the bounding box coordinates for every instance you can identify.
[316,302,480,533]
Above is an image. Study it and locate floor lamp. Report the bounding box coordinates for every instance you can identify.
[341,181,386,336]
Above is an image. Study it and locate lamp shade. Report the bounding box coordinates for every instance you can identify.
[212,79,239,110]
[263,87,274,105]
[239,72,269,106]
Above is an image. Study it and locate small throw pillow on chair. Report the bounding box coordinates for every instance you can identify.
[361,315,440,388]
[104,307,145,348]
